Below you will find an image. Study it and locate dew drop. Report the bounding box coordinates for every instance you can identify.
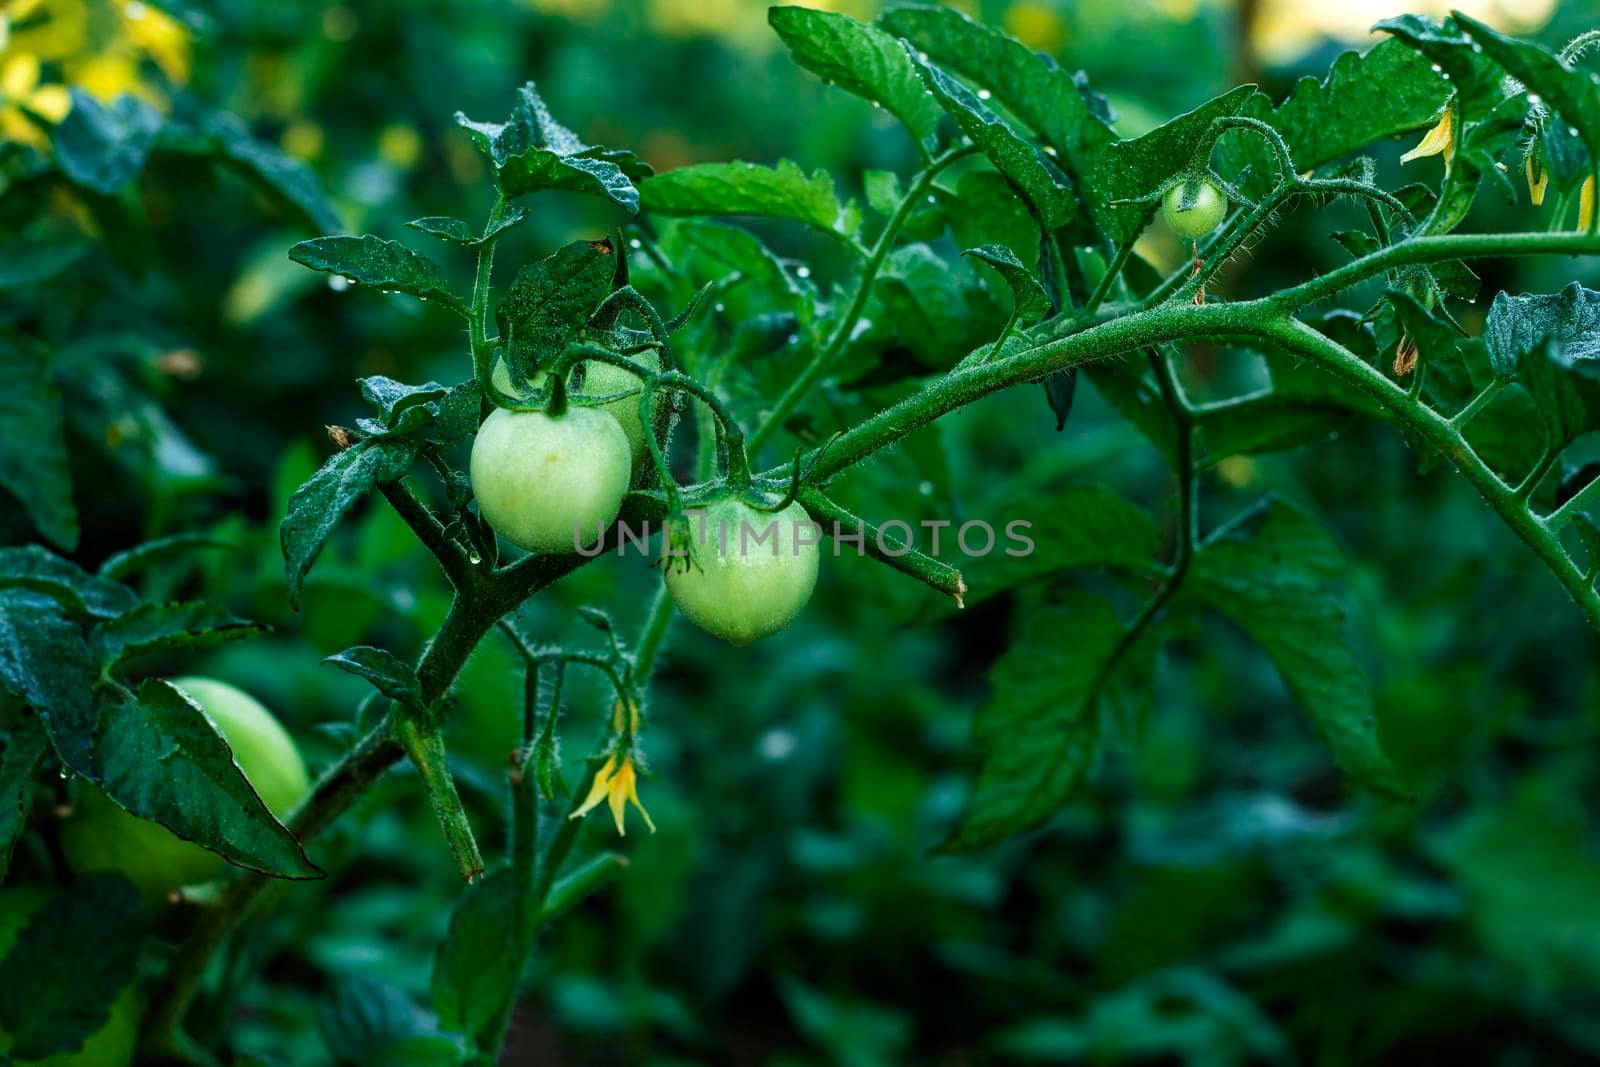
[468,550,482,565]
[1440,73,1450,81]
[714,302,725,314]
[918,480,934,496]
[1043,145,1058,156]
[796,265,811,278]
[871,100,882,109]
[927,194,937,204]
[1571,127,1581,137]
[786,333,800,345]
[917,51,929,62]
[629,238,642,249]
[1528,93,1543,106]
[328,275,351,291]
[1430,63,1442,72]
[977,88,992,101]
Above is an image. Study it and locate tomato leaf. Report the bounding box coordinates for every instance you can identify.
[0,715,48,879]
[962,244,1048,321]
[320,978,465,1067]
[942,592,1154,850]
[0,589,98,776]
[768,6,943,153]
[0,333,77,551]
[1483,283,1600,449]
[1187,498,1406,798]
[92,678,322,880]
[324,645,427,713]
[432,867,525,1050]
[91,601,261,668]
[407,207,527,248]
[50,90,162,194]
[98,532,234,581]
[0,875,144,1060]
[455,82,643,212]
[0,545,137,620]
[281,437,418,610]
[289,234,466,315]
[495,238,616,384]
[641,160,862,240]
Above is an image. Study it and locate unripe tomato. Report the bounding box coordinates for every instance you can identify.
[665,498,820,645]
[1161,177,1227,239]
[0,888,138,1066]
[491,354,653,461]
[469,406,632,553]
[61,677,311,899]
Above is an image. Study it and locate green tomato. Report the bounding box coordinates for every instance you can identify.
[1161,177,1227,239]
[490,354,654,461]
[0,888,139,1066]
[61,677,311,899]
[470,406,632,553]
[665,498,820,645]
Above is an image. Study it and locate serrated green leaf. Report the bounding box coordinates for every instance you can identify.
[0,334,76,550]
[906,47,1075,230]
[1483,283,1600,449]
[962,244,1048,320]
[1456,12,1600,158]
[1375,14,1508,118]
[92,601,259,667]
[407,208,527,248]
[432,867,524,1049]
[0,716,47,879]
[325,646,426,713]
[93,678,321,880]
[1189,499,1405,798]
[943,593,1152,850]
[0,546,137,621]
[0,589,97,776]
[495,238,616,382]
[289,235,465,314]
[51,90,162,194]
[769,6,942,151]
[641,159,861,239]
[455,83,641,211]
[98,533,232,581]
[0,875,143,1060]
[280,438,418,610]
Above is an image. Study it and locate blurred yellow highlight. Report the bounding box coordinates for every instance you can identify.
[1253,0,1555,65]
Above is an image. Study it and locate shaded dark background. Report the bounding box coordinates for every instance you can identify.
[4,0,1600,1063]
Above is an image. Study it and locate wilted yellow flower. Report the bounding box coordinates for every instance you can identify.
[1525,152,1548,206]
[1579,175,1596,233]
[569,752,656,836]
[1401,107,1455,174]
[0,52,71,147]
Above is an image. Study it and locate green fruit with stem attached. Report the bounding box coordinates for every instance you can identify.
[491,353,654,461]
[665,497,820,645]
[60,678,310,899]
[0,888,139,1065]
[1161,177,1227,239]
[470,405,632,553]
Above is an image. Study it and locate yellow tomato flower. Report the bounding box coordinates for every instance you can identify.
[1579,175,1596,233]
[1400,107,1455,175]
[569,752,656,836]
[0,52,71,147]
[120,1,190,85]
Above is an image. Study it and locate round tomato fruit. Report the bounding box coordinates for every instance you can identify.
[491,353,654,461]
[665,498,820,645]
[1161,177,1227,239]
[61,677,311,899]
[0,887,139,1066]
[470,406,632,553]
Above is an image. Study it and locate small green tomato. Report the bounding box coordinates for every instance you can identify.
[1161,177,1227,239]
[665,497,820,645]
[491,354,654,461]
[60,677,310,900]
[469,406,632,553]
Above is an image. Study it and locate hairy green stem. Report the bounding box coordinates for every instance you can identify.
[632,585,675,681]
[748,144,978,455]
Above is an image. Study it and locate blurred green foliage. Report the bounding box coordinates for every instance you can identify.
[4,0,1600,1064]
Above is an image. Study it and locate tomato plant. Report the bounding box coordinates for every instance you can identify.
[3,2,1600,1064]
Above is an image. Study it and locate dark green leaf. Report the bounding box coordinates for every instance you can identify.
[1375,14,1508,118]
[407,207,527,247]
[325,646,426,713]
[962,244,1048,320]
[0,233,90,290]
[943,593,1152,850]
[99,533,233,581]
[289,235,465,314]
[455,83,640,211]
[1042,369,1077,431]
[1455,13,1600,158]
[0,333,76,550]
[0,546,136,620]
[92,601,260,666]
[496,238,616,381]
[0,875,143,1060]
[51,90,162,194]
[641,160,861,239]
[906,47,1075,230]
[1483,283,1600,448]
[93,679,321,880]
[768,6,942,150]
[0,589,97,776]
[197,111,341,232]
[280,438,418,610]
[321,979,464,1067]
[0,716,47,879]
[1189,499,1405,797]
[432,867,524,1049]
